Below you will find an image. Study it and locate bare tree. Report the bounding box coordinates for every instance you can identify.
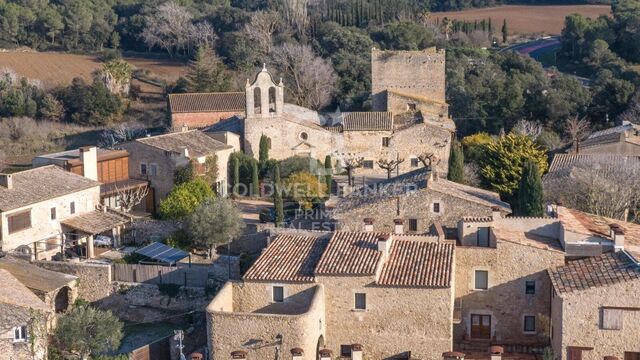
[544,159,640,222]
[463,163,482,187]
[564,115,590,153]
[244,11,280,56]
[417,152,440,168]
[99,123,147,148]
[115,185,150,213]
[377,157,405,179]
[270,43,338,110]
[341,156,364,186]
[512,119,543,139]
[619,92,640,125]
[142,2,194,56]
[279,0,308,35]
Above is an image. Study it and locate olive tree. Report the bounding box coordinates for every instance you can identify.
[185,197,245,258]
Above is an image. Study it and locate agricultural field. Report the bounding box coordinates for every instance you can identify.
[0,51,188,89]
[432,5,611,35]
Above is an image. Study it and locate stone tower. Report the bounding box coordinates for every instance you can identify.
[245,64,285,118]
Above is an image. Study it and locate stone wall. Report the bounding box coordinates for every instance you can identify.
[316,274,453,360]
[552,278,640,360]
[171,111,242,131]
[371,47,446,111]
[1,186,100,254]
[207,283,325,360]
[34,261,112,302]
[454,240,565,345]
[0,303,48,360]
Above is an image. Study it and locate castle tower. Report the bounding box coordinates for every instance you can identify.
[245,64,284,118]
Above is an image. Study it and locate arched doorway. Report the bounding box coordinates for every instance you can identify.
[316,335,325,359]
[54,286,71,313]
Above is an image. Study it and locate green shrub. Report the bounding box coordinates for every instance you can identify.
[164,229,190,251]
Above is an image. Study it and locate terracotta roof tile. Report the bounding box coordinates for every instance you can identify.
[315,232,383,275]
[0,268,48,311]
[168,92,245,113]
[378,240,454,287]
[136,130,232,158]
[243,234,328,283]
[341,112,393,131]
[548,251,640,294]
[61,210,130,235]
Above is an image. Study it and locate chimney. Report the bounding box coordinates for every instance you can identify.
[377,234,392,255]
[393,219,404,234]
[319,349,332,360]
[0,174,13,189]
[489,346,504,360]
[181,124,189,132]
[290,348,304,360]
[79,146,98,181]
[611,225,625,251]
[351,344,363,360]
[443,352,465,360]
[426,168,435,188]
[180,146,190,158]
[230,350,247,360]
[491,206,501,220]
[363,218,374,232]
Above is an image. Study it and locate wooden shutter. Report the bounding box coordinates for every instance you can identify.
[602,308,623,330]
[568,349,582,360]
[8,210,31,234]
[625,352,640,360]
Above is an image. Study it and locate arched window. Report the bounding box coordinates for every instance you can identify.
[254,87,262,114]
[268,87,277,113]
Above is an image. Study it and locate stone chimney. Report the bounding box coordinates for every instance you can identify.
[443,351,465,360]
[181,124,189,132]
[377,234,392,255]
[393,219,404,234]
[230,350,247,359]
[79,146,98,181]
[426,167,435,188]
[363,218,374,232]
[0,174,13,189]
[610,224,625,251]
[319,349,332,360]
[489,346,504,360]
[180,146,190,158]
[290,348,304,360]
[491,206,502,220]
[351,344,363,360]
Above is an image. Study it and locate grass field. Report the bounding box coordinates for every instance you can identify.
[433,5,611,35]
[0,51,187,89]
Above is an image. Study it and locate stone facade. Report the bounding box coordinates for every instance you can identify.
[171,111,241,131]
[0,302,48,360]
[371,47,446,112]
[0,186,100,256]
[34,261,112,302]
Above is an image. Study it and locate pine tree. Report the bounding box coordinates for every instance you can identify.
[514,160,544,217]
[232,155,240,197]
[186,45,231,93]
[324,155,332,196]
[259,134,269,165]
[501,19,508,43]
[447,141,464,183]
[273,164,284,226]
[251,159,260,196]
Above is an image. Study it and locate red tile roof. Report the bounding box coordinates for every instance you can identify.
[315,232,383,275]
[168,92,245,113]
[243,234,328,283]
[378,240,454,287]
[548,251,640,294]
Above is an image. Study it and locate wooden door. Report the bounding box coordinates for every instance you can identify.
[470,314,491,339]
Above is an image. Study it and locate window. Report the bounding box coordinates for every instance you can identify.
[474,270,489,290]
[50,207,57,220]
[362,160,374,169]
[410,158,419,167]
[354,293,366,310]
[524,315,536,332]
[477,227,490,247]
[8,210,31,234]
[70,201,75,215]
[601,308,623,330]
[272,286,284,303]
[382,137,390,147]
[340,345,352,357]
[568,348,583,360]
[525,280,536,295]
[140,163,147,175]
[254,87,262,114]
[299,132,308,141]
[625,352,640,360]
[408,218,418,232]
[149,164,158,176]
[13,326,26,342]
[433,202,441,213]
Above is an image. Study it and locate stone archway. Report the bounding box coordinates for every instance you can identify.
[316,335,325,359]
[54,286,71,313]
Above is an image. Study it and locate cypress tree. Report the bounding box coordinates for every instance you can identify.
[447,141,464,183]
[502,19,508,43]
[274,164,284,226]
[259,134,269,165]
[324,155,332,196]
[251,159,259,196]
[232,155,240,197]
[514,160,544,217]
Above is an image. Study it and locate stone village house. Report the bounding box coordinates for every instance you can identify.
[168,92,245,131]
[119,129,235,211]
[197,48,455,178]
[569,120,640,156]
